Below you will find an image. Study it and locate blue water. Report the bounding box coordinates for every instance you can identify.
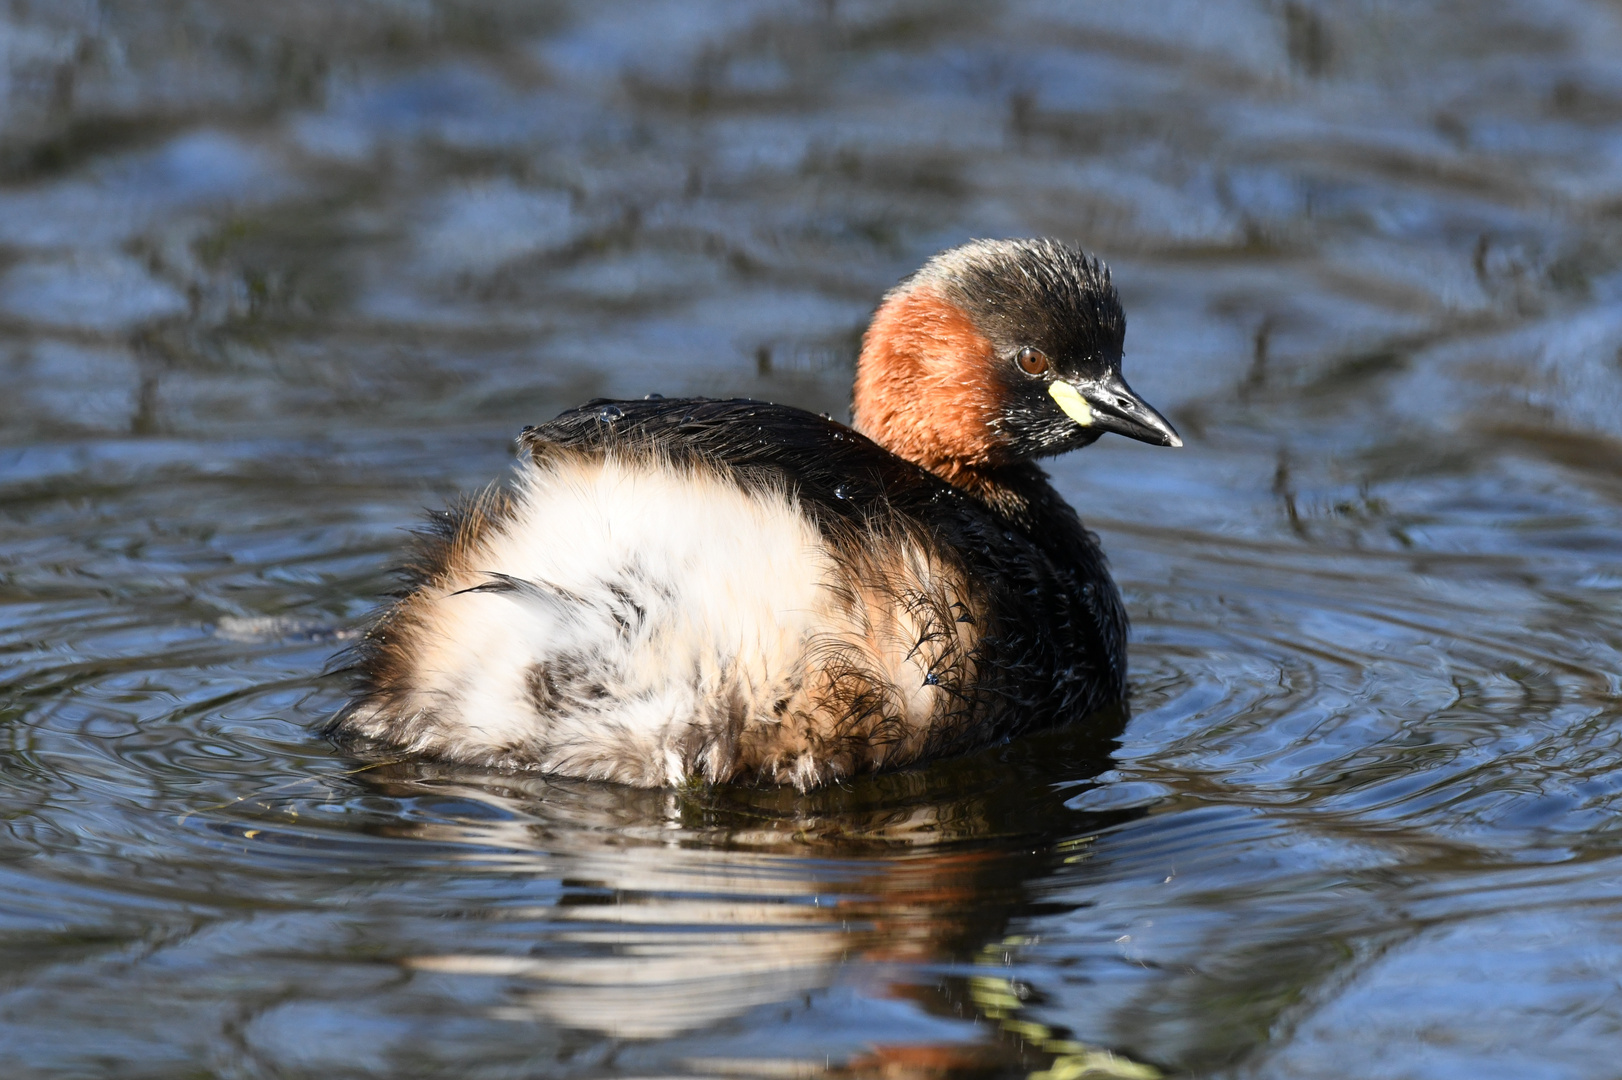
[5,3,1622,1077]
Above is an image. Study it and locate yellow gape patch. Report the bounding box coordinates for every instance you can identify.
[1049,382,1093,426]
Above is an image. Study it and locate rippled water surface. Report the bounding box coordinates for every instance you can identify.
[6,2,1622,1077]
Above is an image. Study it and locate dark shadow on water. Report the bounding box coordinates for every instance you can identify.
[336,707,1156,1077]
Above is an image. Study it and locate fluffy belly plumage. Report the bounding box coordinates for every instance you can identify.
[336,448,986,788]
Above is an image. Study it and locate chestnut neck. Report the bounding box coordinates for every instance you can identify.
[850,284,1018,501]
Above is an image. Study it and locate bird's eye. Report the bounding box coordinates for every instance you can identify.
[1016,348,1049,376]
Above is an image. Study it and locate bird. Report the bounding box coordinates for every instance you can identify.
[329,238,1180,790]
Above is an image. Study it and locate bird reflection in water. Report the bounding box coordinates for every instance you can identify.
[342,707,1161,1078]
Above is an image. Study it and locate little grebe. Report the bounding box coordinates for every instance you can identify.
[331,238,1180,788]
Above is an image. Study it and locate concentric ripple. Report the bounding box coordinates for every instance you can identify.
[6,431,1622,1078]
